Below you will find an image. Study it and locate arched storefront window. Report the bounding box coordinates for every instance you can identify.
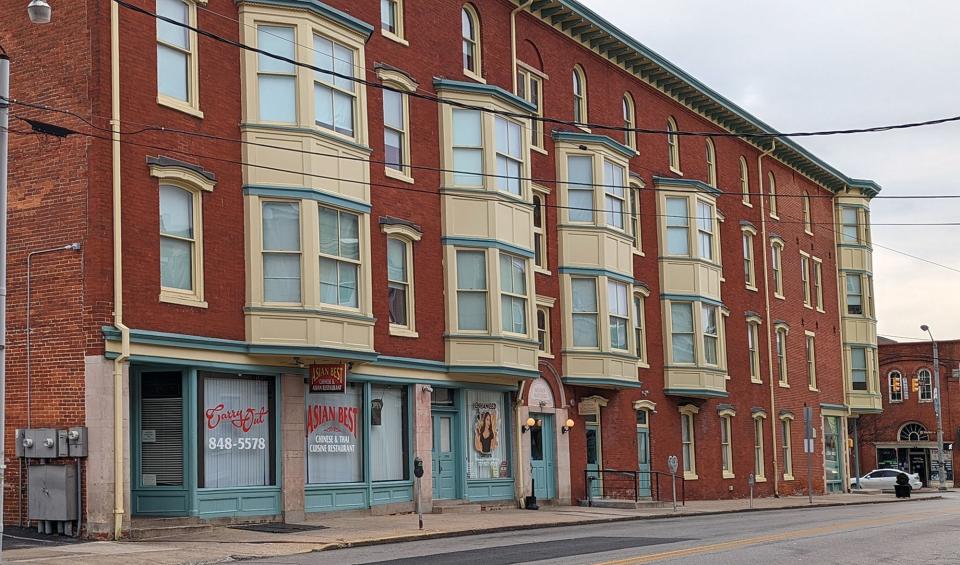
[899,422,928,442]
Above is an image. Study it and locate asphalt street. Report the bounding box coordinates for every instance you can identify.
[250,495,960,564]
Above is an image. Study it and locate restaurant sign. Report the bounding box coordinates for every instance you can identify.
[310,363,347,393]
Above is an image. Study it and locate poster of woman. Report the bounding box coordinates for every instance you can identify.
[474,406,499,455]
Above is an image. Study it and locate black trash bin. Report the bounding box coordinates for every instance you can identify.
[894,474,911,498]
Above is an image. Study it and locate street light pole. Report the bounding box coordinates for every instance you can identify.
[0,48,11,558]
[921,324,947,491]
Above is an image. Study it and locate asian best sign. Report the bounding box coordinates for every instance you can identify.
[310,363,347,393]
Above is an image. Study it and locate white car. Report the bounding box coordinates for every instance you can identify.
[850,469,922,490]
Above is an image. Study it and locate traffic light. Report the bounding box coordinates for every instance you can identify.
[891,377,902,394]
[912,377,919,393]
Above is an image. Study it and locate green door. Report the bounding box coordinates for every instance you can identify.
[432,413,458,500]
[530,414,556,499]
[585,419,602,499]
[636,412,651,497]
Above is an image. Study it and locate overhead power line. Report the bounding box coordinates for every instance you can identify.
[115,0,960,141]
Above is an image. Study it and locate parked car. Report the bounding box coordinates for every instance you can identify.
[850,469,922,490]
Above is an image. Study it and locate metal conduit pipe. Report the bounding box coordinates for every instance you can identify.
[757,141,780,498]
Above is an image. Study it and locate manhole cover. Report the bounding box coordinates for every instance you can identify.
[229,523,328,534]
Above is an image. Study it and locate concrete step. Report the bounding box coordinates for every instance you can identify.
[584,498,666,510]
[129,516,279,540]
[431,501,483,514]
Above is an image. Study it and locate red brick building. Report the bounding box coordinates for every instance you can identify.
[856,338,958,487]
[1,0,880,537]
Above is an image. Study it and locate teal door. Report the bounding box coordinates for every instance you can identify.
[585,420,602,498]
[636,420,651,497]
[432,413,458,500]
[530,414,556,500]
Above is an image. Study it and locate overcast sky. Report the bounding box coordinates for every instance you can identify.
[580,0,960,342]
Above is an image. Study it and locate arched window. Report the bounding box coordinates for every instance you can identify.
[739,156,750,205]
[767,171,778,217]
[899,423,928,442]
[803,192,812,233]
[461,5,480,76]
[572,66,587,124]
[622,93,636,149]
[705,138,717,187]
[888,370,903,402]
[667,116,680,172]
[918,368,933,401]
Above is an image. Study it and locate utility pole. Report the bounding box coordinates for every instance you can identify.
[0,49,10,557]
[921,325,947,491]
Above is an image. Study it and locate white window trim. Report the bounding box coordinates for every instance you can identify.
[455,248,490,333]
[260,199,304,306]
[667,116,681,174]
[634,287,649,368]
[380,0,408,45]
[780,414,794,481]
[461,4,484,83]
[805,330,817,391]
[776,323,789,387]
[918,368,933,402]
[382,223,421,337]
[150,160,215,307]
[800,251,812,308]
[516,64,546,152]
[813,257,824,312]
[532,185,550,273]
[767,172,779,220]
[630,179,644,256]
[536,303,553,358]
[622,93,636,150]
[679,404,699,480]
[888,370,904,403]
[572,65,588,127]
[741,225,757,291]
[719,408,736,479]
[753,413,767,482]
[747,315,762,384]
[157,0,203,118]
[377,67,418,184]
[739,156,751,207]
[705,138,717,187]
[771,237,785,299]
[803,193,813,235]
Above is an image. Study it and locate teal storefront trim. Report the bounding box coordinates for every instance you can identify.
[131,364,284,519]
[304,381,416,513]
[462,390,516,502]
[466,479,515,501]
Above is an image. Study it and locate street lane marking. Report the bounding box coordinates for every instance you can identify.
[596,508,960,564]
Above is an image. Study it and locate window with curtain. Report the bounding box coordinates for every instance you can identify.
[665,197,689,255]
[840,207,859,243]
[387,237,410,326]
[384,89,407,172]
[671,302,695,363]
[846,274,863,315]
[705,139,717,186]
[696,200,714,260]
[499,253,527,334]
[702,304,718,365]
[462,6,480,74]
[319,206,360,308]
[370,384,409,481]
[466,390,510,479]
[567,155,594,223]
[608,281,629,351]
[851,348,868,391]
[306,383,363,483]
[776,328,788,384]
[603,160,626,230]
[457,250,487,331]
[571,277,598,348]
[159,185,195,291]
[262,201,301,303]
[156,0,192,103]
[202,374,274,488]
[314,34,357,137]
[495,117,523,195]
[257,26,296,123]
[452,109,483,186]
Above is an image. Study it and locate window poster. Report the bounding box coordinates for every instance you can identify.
[466,390,510,479]
[202,375,272,488]
[306,383,363,483]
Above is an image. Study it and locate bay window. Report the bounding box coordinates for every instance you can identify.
[533,191,547,269]
[846,274,863,315]
[633,293,646,362]
[696,201,715,260]
[851,347,868,391]
[257,26,297,123]
[840,206,859,243]
[603,160,626,230]
[608,281,629,351]
[499,254,528,334]
[314,35,357,137]
[319,206,360,308]
[571,277,599,348]
[495,117,523,195]
[665,197,689,255]
[671,302,695,363]
[456,250,488,331]
[567,155,594,223]
[702,304,719,365]
[262,201,302,303]
[452,109,483,186]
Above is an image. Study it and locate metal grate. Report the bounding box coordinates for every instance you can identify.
[229,523,328,534]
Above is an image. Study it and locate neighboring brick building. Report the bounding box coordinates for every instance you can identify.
[1,0,880,537]
[855,338,958,487]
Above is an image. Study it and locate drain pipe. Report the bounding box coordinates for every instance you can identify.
[510,0,533,93]
[756,141,781,497]
[110,0,129,540]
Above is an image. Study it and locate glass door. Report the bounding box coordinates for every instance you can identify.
[585,415,602,499]
[636,410,651,497]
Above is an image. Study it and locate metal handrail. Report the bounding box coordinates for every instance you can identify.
[584,468,685,506]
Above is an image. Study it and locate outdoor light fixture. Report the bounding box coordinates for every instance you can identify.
[561,418,575,434]
[27,0,52,24]
[522,416,537,433]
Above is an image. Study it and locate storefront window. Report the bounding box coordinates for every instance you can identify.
[200,373,275,488]
[370,384,409,481]
[466,390,510,479]
[823,416,843,493]
[306,383,363,483]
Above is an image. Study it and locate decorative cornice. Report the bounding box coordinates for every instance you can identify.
[433,78,537,114]
[551,130,636,159]
[238,0,374,40]
[652,176,721,195]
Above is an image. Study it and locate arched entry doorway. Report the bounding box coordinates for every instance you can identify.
[520,375,571,504]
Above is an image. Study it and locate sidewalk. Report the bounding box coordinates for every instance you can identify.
[0,492,943,564]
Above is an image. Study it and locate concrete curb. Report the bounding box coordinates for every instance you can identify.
[304,495,942,554]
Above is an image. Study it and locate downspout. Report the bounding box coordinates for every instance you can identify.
[510,0,533,93]
[756,141,780,497]
[110,0,129,540]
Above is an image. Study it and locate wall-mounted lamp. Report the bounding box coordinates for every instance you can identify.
[522,417,539,433]
[561,418,575,434]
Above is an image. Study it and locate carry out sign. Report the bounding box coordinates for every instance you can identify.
[310,363,347,393]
